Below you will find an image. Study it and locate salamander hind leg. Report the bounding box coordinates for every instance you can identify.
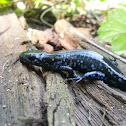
[76,71,106,83]
[51,65,81,81]
[109,57,118,67]
[57,66,81,80]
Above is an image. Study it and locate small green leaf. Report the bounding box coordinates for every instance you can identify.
[15,9,25,15]
[0,0,12,4]
[100,0,106,1]
[115,50,126,57]
[112,33,126,52]
[97,8,126,55]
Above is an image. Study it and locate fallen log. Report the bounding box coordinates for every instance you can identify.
[1,12,126,126]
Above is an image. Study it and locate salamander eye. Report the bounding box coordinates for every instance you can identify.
[28,48,33,51]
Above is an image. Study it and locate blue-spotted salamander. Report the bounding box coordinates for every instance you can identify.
[19,49,126,91]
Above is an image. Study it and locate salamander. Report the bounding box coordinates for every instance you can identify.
[19,49,126,91]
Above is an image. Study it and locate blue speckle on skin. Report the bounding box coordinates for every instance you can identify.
[81,60,83,63]
[78,62,80,66]
[104,77,107,81]
[88,68,91,71]
[105,66,108,69]
[97,76,100,79]
[118,78,122,82]
[81,64,84,69]
[84,65,87,69]
[55,65,59,70]
[63,59,66,62]
[92,67,95,70]
[74,62,76,67]
[91,64,95,70]
[101,68,103,71]
[108,69,111,72]
[114,75,117,78]
[91,74,95,78]
[33,59,37,63]
[91,64,94,67]
[52,59,54,61]
[99,63,102,67]
[110,71,113,75]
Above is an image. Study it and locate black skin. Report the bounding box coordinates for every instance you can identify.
[19,49,126,92]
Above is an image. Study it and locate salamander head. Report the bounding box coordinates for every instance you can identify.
[19,49,47,66]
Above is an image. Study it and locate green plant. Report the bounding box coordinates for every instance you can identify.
[32,0,84,19]
[0,0,13,9]
[0,0,12,4]
[97,8,126,56]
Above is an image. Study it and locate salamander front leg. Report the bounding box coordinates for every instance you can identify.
[76,71,106,83]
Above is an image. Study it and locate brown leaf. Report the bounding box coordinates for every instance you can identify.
[31,29,61,52]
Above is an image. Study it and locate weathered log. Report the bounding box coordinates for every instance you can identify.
[0,12,46,126]
[44,73,75,126]
[1,12,126,126]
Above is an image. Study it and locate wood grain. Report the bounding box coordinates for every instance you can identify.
[0,12,46,126]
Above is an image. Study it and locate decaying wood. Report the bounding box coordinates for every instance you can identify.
[70,82,126,126]
[1,12,126,126]
[44,73,75,126]
[54,19,126,126]
[0,12,46,126]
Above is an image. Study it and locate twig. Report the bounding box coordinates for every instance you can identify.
[40,7,54,28]
[90,9,101,23]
